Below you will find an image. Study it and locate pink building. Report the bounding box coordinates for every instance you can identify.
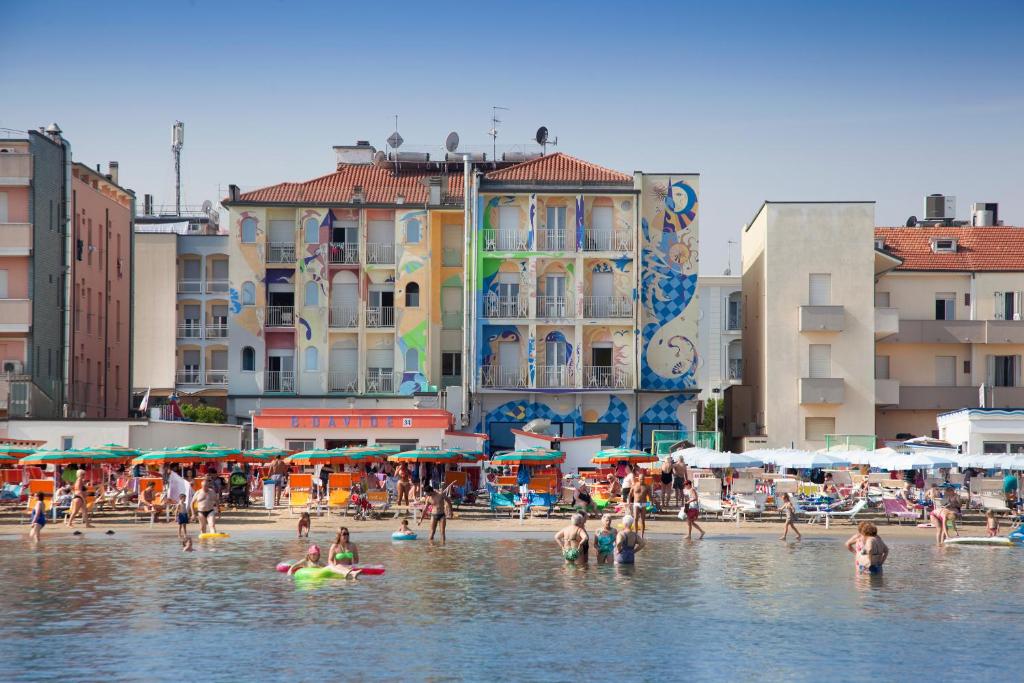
[0,139,33,416]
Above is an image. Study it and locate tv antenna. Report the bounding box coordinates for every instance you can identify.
[445,131,460,154]
[171,121,184,215]
[535,126,558,154]
[725,239,737,275]
[387,114,404,175]
[489,106,509,160]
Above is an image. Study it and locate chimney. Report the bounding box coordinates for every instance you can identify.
[427,177,443,205]
[108,161,119,185]
[144,194,153,215]
[352,185,364,203]
[228,184,240,202]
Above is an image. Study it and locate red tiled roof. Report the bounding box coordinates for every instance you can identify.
[484,152,632,185]
[875,226,1024,271]
[235,165,464,204]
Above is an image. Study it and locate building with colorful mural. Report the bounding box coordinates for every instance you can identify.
[470,153,700,450]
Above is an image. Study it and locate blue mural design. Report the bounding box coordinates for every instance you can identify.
[481,325,521,367]
[397,344,427,395]
[596,395,634,448]
[575,195,584,250]
[228,288,241,314]
[527,334,536,386]
[528,194,536,250]
[478,400,584,454]
[298,317,312,341]
[543,330,573,364]
[638,394,691,446]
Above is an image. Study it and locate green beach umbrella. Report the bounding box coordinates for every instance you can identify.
[490,448,566,466]
[592,448,658,465]
[21,449,123,466]
[388,448,471,464]
[0,444,36,460]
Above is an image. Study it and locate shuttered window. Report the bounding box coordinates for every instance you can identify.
[935,356,956,386]
[367,349,393,371]
[808,344,831,378]
[809,273,831,306]
[805,417,835,442]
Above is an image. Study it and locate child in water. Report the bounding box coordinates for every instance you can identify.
[778,493,802,541]
[287,545,322,575]
[986,510,1000,537]
[297,511,311,538]
[175,494,189,541]
[182,535,194,552]
[395,519,413,536]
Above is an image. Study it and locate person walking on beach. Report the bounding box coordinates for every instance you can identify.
[659,457,673,509]
[554,513,589,565]
[681,480,705,540]
[594,514,616,565]
[421,485,452,544]
[28,492,46,543]
[65,469,93,528]
[629,470,651,537]
[269,456,289,507]
[845,522,888,575]
[614,515,645,565]
[672,456,689,508]
[778,493,801,541]
[194,481,219,534]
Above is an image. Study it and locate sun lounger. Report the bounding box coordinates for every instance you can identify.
[980,493,1010,514]
[23,479,59,522]
[882,497,919,524]
[488,485,517,518]
[800,499,867,528]
[733,493,766,520]
[364,490,391,518]
[288,474,313,515]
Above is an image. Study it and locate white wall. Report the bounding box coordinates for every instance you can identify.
[259,426,443,449]
[697,276,741,400]
[3,419,241,450]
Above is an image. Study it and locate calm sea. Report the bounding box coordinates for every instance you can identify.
[1,529,1021,682]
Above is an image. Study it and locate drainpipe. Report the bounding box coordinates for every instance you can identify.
[61,136,73,417]
[460,155,472,427]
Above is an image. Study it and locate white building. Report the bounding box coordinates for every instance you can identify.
[937,408,1024,456]
[697,275,742,401]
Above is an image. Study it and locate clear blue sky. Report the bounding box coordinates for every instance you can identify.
[3,0,1022,273]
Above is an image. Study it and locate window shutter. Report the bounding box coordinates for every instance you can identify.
[809,344,831,378]
[1016,356,1022,388]
[994,292,1005,320]
[809,274,831,306]
[1015,292,1023,321]
[986,355,996,385]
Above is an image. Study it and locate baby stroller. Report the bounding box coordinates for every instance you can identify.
[228,470,249,507]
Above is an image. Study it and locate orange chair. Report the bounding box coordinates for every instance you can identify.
[327,472,354,515]
[289,473,313,515]
[24,479,56,522]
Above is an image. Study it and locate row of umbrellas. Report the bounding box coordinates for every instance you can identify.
[670,445,1024,472]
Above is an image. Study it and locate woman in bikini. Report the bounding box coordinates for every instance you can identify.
[614,515,645,565]
[845,521,888,574]
[395,462,412,507]
[554,513,589,565]
[328,527,359,567]
[65,469,93,528]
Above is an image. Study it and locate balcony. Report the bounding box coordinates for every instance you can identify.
[798,305,844,333]
[538,365,574,388]
[875,378,900,406]
[986,321,1024,344]
[365,369,395,393]
[536,296,572,318]
[480,366,527,389]
[328,371,358,392]
[442,247,463,266]
[328,243,359,265]
[205,280,229,294]
[484,295,528,319]
[889,320,985,344]
[266,243,296,263]
[205,324,228,339]
[441,374,462,388]
[583,296,633,319]
[583,365,631,389]
[365,306,394,328]
[798,377,845,404]
[177,280,202,294]
[727,358,743,382]
[366,242,395,265]
[582,229,633,252]
[0,223,32,255]
[329,306,359,328]
[898,385,979,410]
[0,153,32,184]
[482,229,527,252]
[0,299,31,332]
[265,370,295,393]
[264,306,295,328]
[875,307,899,339]
[177,323,203,340]
[535,229,572,252]
[205,370,228,386]
[175,369,202,386]
[442,311,462,330]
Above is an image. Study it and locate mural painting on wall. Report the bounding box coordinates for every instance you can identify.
[479,394,637,450]
[398,210,428,394]
[640,177,699,391]
[232,211,265,337]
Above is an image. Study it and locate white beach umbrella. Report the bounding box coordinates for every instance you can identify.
[752,449,851,469]
[671,447,719,464]
[869,451,957,470]
[971,453,1024,470]
[680,449,764,469]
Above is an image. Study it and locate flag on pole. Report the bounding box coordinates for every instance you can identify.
[138,387,151,414]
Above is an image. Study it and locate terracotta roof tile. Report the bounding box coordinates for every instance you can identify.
[236,165,464,205]
[484,152,632,185]
[875,226,1024,271]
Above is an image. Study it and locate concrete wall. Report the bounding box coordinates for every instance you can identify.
[697,275,741,400]
[4,418,241,449]
[132,233,177,390]
[129,420,242,449]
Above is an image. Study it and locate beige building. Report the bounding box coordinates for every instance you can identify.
[875,226,1024,440]
[737,202,888,450]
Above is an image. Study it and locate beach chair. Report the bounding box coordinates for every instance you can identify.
[732,478,757,495]
[134,478,170,522]
[694,477,722,499]
[980,493,1010,514]
[288,473,313,515]
[496,475,518,488]
[327,473,353,516]
[444,471,469,507]
[364,490,391,518]
[882,497,919,524]
[488,485,517,518]
[23,479,57,523]
[733,492,767,520]
[801,499,867,528]
[698,496,736,520]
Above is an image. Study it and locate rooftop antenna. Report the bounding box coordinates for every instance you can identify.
[386,114,404,176]
[725,239,737,275]
[535,126,558,155]
[171,121,184,215]
[489,106,509,160]
[445,131,460,154]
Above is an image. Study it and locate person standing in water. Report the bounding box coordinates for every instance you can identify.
[554,513,589,565]
[328,527,359,566]
[194,481,219,534]
[845,521,888,575]
[629,470,652,537]
[28,492,46,543]
[778,493,802,541]
[421,485,452,544]
[594,514,616,565]
[681,480,705,540]
[614,515,645,565]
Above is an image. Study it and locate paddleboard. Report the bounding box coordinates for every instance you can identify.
[945,536,1019,547]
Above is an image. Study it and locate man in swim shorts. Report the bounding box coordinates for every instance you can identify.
[422,485,452,545]
[672,456,689,508]
[268,455,289,507]
[629,470,651,537]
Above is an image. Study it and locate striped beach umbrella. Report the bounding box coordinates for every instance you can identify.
[592,448,658,465]
[0,444,36,461]
[83,443,141,458]
[21,449,123,466]
[490,448,565,466]
[388,448,470,464]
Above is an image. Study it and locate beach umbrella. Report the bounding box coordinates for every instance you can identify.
[0,444,35,460]
[83,443,141,458]
[21,449,123,466]
[868,451,956,470]
[177,443,243,457]
[490,448,566,466]
[751,449,851,469]
[592,448,658,465]
[131,449,210,466]
[965,453,1024,470]
[671,447,718,464]
[388,448,470,464]
[680,449,764,469]
[244,447,289,459]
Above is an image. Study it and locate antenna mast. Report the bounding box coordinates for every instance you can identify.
[172,121,184,216]
[489,106,509,160]
[725,239,737,275]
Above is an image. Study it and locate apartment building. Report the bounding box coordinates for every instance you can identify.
[133,210,228,412]
[875,224,1024,439]
[221,142,467,430]
[471,154,700,450]
[737,202,883,450]
[697,275,742,401]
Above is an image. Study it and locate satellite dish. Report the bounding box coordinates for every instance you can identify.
[372,150,387,167]
[445,131,460,153]
[906,215,918,227]
[201,200,213,215]
[386,131,404,149]
[535,126,549,145]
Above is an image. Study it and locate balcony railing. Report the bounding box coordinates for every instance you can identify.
[726,312,741,331]
[365,370,395,393]
[480,366,527,388]
[0,223,32,253]
[482,229,527,252]
[583,296,633,318]
[267,243,296,263]
[537,295,572,318]
[205,323,228,339]
[205,279,230,294]
[483,295,528,318]
[538,365,574,388]
[442,247,463,266]
[265,370,295,393]
[441,374,462,388]
[583,366,631,389]
[728,358,743,381]
[365,306,394,328]
[329,306,359,328]
[536,229,571,252]
[328,243,359,264]
[264,306,295,327]
[176,369,202,385]
[0,153,32,180]
[442,311,462,329]
[205,370,228,386]
[366,242,395,264]
[177,323,203,339]
[583,229,633,252]
[328,371,358,392]
[177,280,202,294]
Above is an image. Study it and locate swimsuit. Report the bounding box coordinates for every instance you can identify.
[660,471,672,485]
[431,512,446,522]
[199,509,215,517]
[596,533,615,556]
[31,507,46,527]
[177,512,189,524]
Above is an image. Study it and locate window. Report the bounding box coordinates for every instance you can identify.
[405,220,421,244]
[935,356,956,387]
[442,352,461,378]
[304,217,319,244]
[931,238,957,253]
[988,355,1020,387]
[286,439,315,452]
[726,292,742,330]
[874,238,885,250]
[0,269,7,298]
[242,281,255,305]
[875,355,890,380]
[805,417,835,442]
[983,442,1024,454]
[304,346,319,372]
[935,293,955,320]
[241,346,255,372]
[241,217,257,243]
[61,436,73,450]
[304,281,319,307]
[808,344,831,378]
[994,291,1021,321]
[442,224,462,265]
[405,282,420,307]
[874,291,890,308]
[808,273,831,306]
[546,206,566,231]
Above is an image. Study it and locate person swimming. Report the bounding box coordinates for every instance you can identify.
[395,519,413,536]
[328,527,358,566]
[288,545,323,575]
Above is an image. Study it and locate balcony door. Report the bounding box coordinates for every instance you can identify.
[368,285,394,309]
[544,275,566,317]
[330,345,357,391]
[183,304,201,329]
[498,342,519,372]
[183,350,200,381]
[808,344,831,378]
[592,206,613,248]
[591,271,612,316]
[591,345,612,387]
[499,206,519,248]
[267,351,294,391]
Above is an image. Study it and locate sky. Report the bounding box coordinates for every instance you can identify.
[3,0,1022,274]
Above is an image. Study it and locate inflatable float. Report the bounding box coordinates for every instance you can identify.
[945,536,1021,547]
[391,532,417,541]
[276,561,386,576]
[198,532,229,539]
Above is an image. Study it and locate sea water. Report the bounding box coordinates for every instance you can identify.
[0,530,1021,682]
